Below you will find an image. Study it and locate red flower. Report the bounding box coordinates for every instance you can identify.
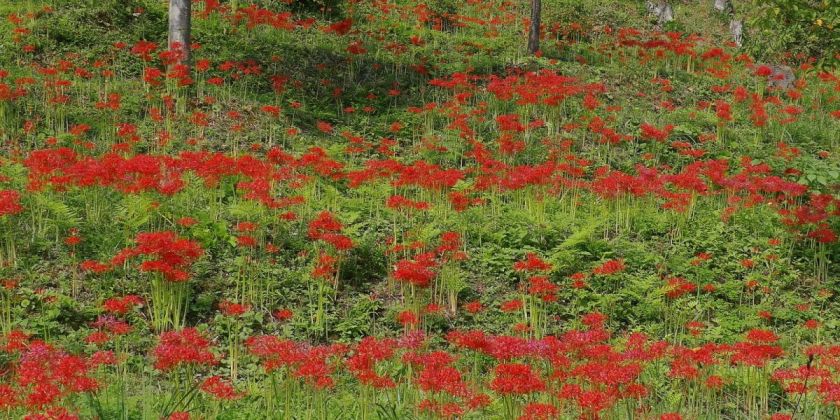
[803,319,820,330]
[308,211,354,250]
[393,256,436,288]
[177,217,197,227]
[746,329,779,343]
[500,299,523,313]
[273,308,294,321]
[80,260,111,274]
[153,328,217,371]
[112,231,203,282]
[593,259,625,276]
[490,363,545,395]
[705,375,724,389]
[316,121,334,134]
[0,190,23,216]
[200,376,241,400]
[519,402,558,420]
[640,123,674,142]
[514,253,552,272]
[218,300,250,317]
[396,310,419,327]
[326,18,353,35]
[236,235,257,247]
[463,301,483,314]
[755,65,773,77]
[102,295,143,315]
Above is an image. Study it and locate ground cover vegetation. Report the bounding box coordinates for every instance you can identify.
[0,0,838,418]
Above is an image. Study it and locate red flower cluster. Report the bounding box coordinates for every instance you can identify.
[152,328,217,371]
[308,211,353,250]
[592,259,625,276]
[0,190,23,216]
[490,363,546,395]
[102,295,143,315]
[111,231,203,282]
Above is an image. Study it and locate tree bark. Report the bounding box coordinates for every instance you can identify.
[527,0,541,55]
[168,0,191,67]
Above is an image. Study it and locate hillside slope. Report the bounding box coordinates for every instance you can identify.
[0,0,838,418]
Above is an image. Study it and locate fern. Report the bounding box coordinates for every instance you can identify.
[558,215,602,249]
[33,192,82,228]
[115,194,153,232]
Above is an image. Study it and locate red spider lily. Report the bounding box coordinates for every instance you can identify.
[500,299,523,313]
[496,114,525,132]
[0,190,23,216]
[731,341,784,367]
[260,105,281,117]
[89,350,117,367]
[92,316,132,336]
[85,331,109,345]
[436,231,462,255]
[665,277,697,299]
[325,18,353,35]
[746,329,779,343]
[293,346,338,389]
[519,402,558,420]
[417,361,465,396]
[236,235,257,247]
[582,312,608,330]
[392,255,436,288]
[527,276,558,302]
[102,295,143,315]
[347,40,366,55]
[592,259,625,276]
[463,301,483,314]
[80,260,111,274]
[177,217,197,227]
[111,231,203,282]
[346,337,396,389]
[308,211,353,250]
[386,195,430,211]
[218,300,250,317]
[490,363,545,395]
[273,308,293,322]
[130,40,157,62]
[200,375,242,400]
[312,252,337,280]
[639,123,674,142]
[316,121,334,134]
[153,328,217,371]
[804,319,821,330]
[715,100,732,122]
[396,310,419,328]
[447,330,490,354]
[514,253,552,272]
[12,341,99,410]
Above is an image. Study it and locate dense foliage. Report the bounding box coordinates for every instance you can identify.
[747,0,839,68]
[0,0,838,419]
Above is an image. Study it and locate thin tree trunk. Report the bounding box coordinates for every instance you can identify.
[168,0,191,67]
[527,0,541,55]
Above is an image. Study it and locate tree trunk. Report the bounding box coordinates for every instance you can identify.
[168,0,191,67]
[729,19,743,47]
[527,0,541,55]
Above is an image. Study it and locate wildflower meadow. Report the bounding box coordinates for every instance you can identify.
[0,0,838,419]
